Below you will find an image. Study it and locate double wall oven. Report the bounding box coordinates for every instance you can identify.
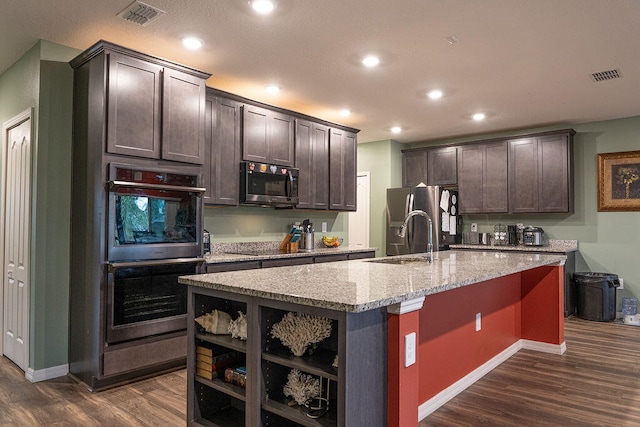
[105,164,205,346]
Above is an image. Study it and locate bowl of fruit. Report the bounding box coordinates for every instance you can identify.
[322,236,343,247]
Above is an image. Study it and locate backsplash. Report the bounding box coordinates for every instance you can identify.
[203,205,349,243]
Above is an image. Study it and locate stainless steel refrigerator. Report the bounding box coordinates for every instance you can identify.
[386,184,461,256]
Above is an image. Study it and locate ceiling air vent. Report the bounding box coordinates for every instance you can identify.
[590,69,622,82]
[117,1,165,26]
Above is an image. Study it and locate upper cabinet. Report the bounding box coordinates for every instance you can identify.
[242,104,295,167]
[402,150,428,187]
[92,43,208,164]
[402,129,575,214]
[329,128,357,211]
[204,91,242,206]
[295,119,329,210]
[509,130,574,213]
[427,146,458,186]
[458,142,508,214]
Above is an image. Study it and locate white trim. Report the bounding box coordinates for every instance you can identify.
[25,364,69,383]
[521,339,566,355]
[418,338,567,421]
[387,296,425,315]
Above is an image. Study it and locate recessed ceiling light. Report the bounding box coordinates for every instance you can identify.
[362,55,380,68]
[182,37,203,50]
[250,0,276,14]
[428,90,443,100]
[265,84,280,94]
[340,109,352,117]
[472,113,486,121]
[391,126,402,134]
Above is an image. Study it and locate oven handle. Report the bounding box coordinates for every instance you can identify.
[107,257,205,273]
[108,180,206,195]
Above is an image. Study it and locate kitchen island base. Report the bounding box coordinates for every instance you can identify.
[187,288,387,426]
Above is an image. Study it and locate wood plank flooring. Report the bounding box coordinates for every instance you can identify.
[1,317,639,426]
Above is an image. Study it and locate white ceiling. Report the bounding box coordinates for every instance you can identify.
[2,0,640,144]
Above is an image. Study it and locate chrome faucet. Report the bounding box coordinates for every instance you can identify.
[396,209,433,261]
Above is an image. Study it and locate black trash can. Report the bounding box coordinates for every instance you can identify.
[573,272,620,321]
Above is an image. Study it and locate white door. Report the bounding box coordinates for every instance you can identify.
[349,172,370,248]
[2,109,32,371]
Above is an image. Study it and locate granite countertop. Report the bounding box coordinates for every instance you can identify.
[450,239,578,253]
[180,250,566,313]
[204,241,377,264]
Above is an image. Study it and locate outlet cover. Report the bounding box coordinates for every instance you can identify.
[322,222,327,232]
[471,223,478,232]
[619,278,624,290]
[475,313,482,331]
[405,332,416,367]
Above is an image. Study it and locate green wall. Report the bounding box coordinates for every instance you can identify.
[405,117,640,305]
[357,139,404,256]
[203,206,349,244]
[0,40,79,371]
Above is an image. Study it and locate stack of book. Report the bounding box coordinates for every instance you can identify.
[196,345,241,380]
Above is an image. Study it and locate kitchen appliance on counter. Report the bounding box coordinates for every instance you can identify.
[386,184,462,256]
[240,161,299,207]
[523,226,545,246]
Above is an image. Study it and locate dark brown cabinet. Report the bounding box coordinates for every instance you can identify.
[402,150,428,187]
[428,146,457,186]
[458,142,508,213]
[242,104,295,167]
[508,130,574,213]
[204,92,242,205]
[329,128,357,211]
[295,119,329,210]
[105,48,207,164]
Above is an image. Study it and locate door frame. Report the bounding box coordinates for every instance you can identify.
[1,108,33,360]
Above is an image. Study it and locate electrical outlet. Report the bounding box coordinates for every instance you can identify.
[405,332,416,367]
[475,313,482,331]
[322,222,327,232]
[471,223,478,232]
[619,278,624,290]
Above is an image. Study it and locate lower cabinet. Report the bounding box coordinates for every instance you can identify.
[187,288,387,426]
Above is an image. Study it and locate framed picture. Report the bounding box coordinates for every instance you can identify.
[597,150,640,211]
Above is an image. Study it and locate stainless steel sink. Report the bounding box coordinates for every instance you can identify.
[366,256,431,265]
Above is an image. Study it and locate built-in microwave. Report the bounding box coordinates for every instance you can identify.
[240,162,299,207]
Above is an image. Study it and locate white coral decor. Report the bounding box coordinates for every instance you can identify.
[283,369,320,406]
[270,312,332,357]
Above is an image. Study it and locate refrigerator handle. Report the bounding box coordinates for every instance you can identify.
[406,194,414,248]
[406,194,414,214]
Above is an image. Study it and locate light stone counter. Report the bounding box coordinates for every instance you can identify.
[204,245,376,264]
[180,250,566,313]
[451,239,578,253]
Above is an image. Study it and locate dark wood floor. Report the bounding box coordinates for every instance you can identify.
[1,317,639,426]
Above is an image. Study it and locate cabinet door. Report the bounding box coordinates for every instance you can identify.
[538,133,572,212]
[509,137,538,213]
[242,105,269,163]
[329,128,357,211]
[428,146,457,185]
[162,68,206,164]
[269,112,295,167]
[483,141,508,212]
[457,145,484,213]
[295,119,329,210]
[210,96,242,205]
[402,151,428,187]
[203,95,214,202]
[107,52,162,159]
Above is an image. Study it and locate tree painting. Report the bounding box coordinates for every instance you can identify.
[612,164,640,199]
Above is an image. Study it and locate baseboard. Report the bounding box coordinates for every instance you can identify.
[418,338,566,421]
[521,339,567,355]
[26,364,69,382]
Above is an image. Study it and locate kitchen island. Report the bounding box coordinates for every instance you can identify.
[179,250,566,426]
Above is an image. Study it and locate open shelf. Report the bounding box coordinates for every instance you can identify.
[195,376,246,401]
[262,398,336,427]
[196,332,247,353]
[262,347,338,381]
[193,405,245,427]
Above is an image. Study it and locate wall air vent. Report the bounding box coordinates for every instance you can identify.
[590,69,622,82]
[117,1,165,26]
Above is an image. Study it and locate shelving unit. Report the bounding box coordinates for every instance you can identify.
[187,286,387,426]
